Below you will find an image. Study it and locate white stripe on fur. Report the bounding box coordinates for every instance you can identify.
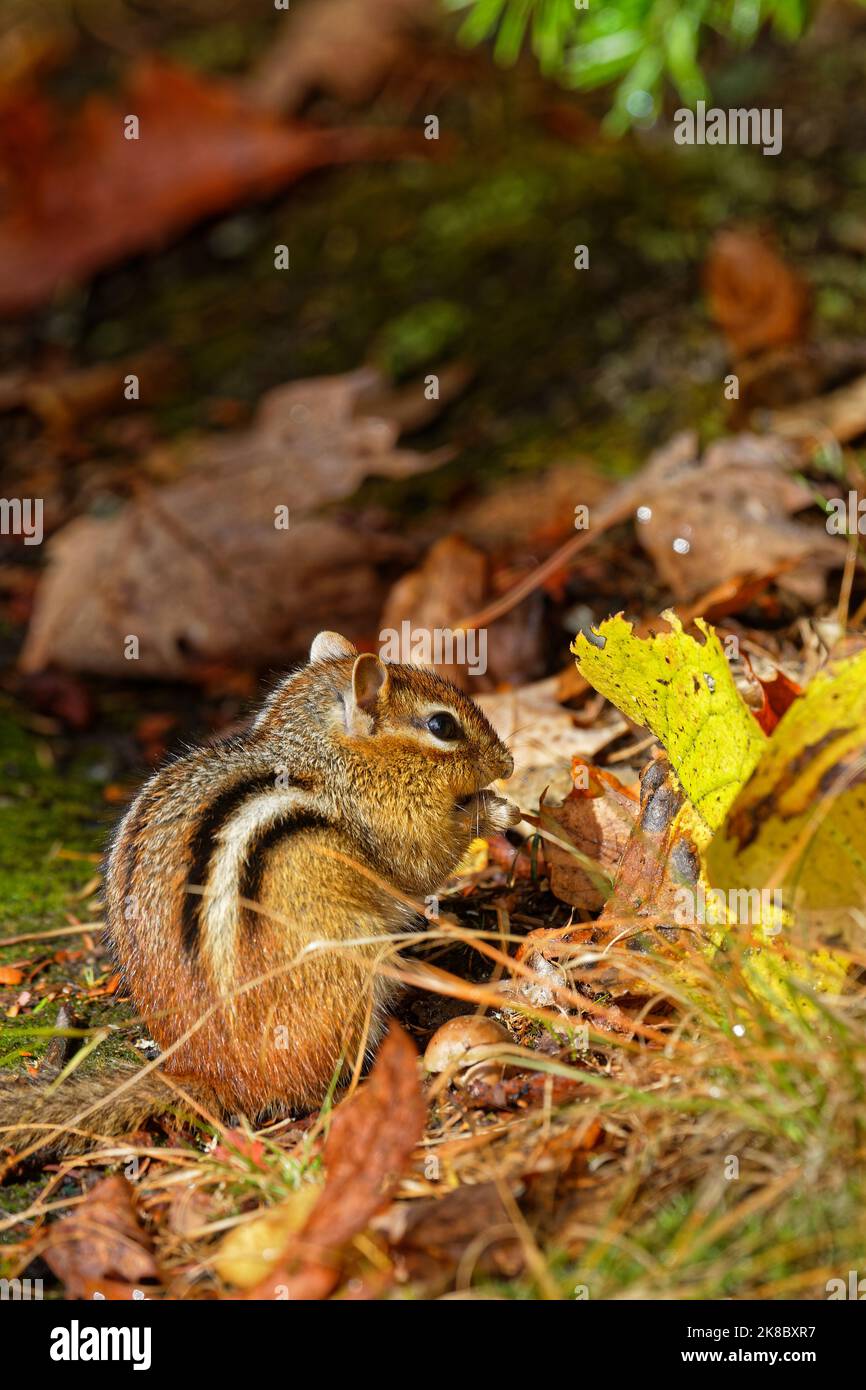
[201,788,306,996]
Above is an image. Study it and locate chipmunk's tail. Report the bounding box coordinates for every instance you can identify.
[0,1065,220,1167]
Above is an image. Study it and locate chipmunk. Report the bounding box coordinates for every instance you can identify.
[1,633,517,1158]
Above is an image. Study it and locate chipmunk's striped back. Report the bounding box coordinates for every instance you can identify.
[100,631,516,1121]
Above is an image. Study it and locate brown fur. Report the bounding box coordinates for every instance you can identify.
[1,635,516,1158]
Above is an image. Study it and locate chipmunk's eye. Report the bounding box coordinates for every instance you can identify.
[427,711,462,742]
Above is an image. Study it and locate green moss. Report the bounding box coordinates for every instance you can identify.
[0,703,130,1079]
[163,20,269,75]
[0,705,109,944]
[58,107,765,497]
[374,299,470,379]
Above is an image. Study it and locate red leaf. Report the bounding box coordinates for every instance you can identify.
[213,1131,269,1170]
[749,664,803,735]
[0,60,414,315]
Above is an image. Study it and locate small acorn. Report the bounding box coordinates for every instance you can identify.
[423,1014,512,1085]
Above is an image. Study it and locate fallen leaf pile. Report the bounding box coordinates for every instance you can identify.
[516,753,707,1005]
[631,433,844,603]
[458,428,847,645]
[20,369,446,677]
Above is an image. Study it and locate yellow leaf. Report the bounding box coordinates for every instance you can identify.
[214,1182,322,1289]
[571,612,857,1018]
[454,836,489,876]
[707,645,866,926]
[572,612,766,832]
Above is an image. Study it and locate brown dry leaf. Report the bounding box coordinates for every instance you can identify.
[452,431,698,635]
[0,60,413,315]
[705,228,810,358]
[633,432,844,601]
[379,534,544,690]
[517,756,707,1004]
[593,756,706,969]
[477,678,627,811]
[462,1071,594,1112]
[727,339,866,421]
[355,359,474,435]
[21,369,446,678]
[542,762,639,911]
[448,459,610,552]
[248,0,435,113]
[454,429,837,640]
[376,1181,523,1282]
[246,1023,426,1301]
[764,371,866,444]
[0,350,174,440]
[167,1186,215,1240]
[42,1175,160,1300]
[380,535,486,690]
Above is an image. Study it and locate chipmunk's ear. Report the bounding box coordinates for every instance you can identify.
[345,652,390,733]
[309,631,357,663]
